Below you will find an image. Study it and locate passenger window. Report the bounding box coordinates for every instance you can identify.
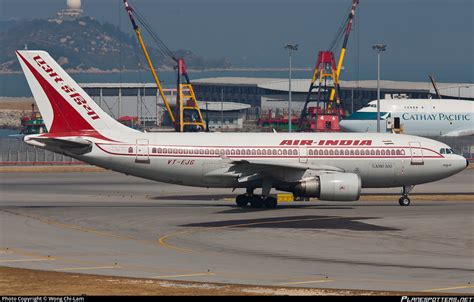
[381,150,385,156]
[231,149,236,155]
[360,150,365,155]
[309,150,313,156]
[277,149,282,155]
[335,150,339,156]
[210,149,214,155]
[205,149,210,155]
[329,150,334,156]
[375,150,380,156]
[283,149,288,155]
[272,149,277,155]
[324,150,329,156]
[257,149,261,155]
[252,149,256,155]
[355,150,359,155]
[152,147,156,153]
[391,150,396,156]
[262,149,266,155]
[345,150,349,156]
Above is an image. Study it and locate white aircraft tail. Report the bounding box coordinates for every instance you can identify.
[16,50,138,137]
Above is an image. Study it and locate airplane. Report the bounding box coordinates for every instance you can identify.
[16,50,469,208]
[339,98,473,137]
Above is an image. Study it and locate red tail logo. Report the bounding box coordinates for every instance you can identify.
[32,55,100,120]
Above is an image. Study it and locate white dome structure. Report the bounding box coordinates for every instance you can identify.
[67,0,81,10]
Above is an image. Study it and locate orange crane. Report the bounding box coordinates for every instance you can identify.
[123,0,206,132]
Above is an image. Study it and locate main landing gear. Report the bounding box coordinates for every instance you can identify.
[399,185,414,206]
[235,188,278,209]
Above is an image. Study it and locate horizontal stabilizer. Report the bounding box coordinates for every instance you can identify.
[25,136,92,155]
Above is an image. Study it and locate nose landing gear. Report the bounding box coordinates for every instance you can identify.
[399,185,415,206]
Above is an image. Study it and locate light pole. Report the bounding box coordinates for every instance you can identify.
[372,44,386,133]
[284,44,298,132]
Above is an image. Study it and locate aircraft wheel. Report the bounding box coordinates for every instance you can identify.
[249,195,264,208]
[236,195,249,208]
[263,196,278,209]
[399,196,411,206]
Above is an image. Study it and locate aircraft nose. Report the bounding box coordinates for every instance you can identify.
[339,120,349,131]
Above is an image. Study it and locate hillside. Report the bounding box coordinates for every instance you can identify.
[0,17,231,72]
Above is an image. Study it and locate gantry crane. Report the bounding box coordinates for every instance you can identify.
[123,0,206,132]
[299,0,359,132]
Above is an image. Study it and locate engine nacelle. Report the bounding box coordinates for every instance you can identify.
[293,173,361,201]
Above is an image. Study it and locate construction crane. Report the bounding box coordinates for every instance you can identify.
[123,0,206,132]
[299,0,359,132]
[429,75,442,99]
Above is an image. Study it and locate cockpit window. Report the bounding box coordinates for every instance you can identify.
[441,148,456,154]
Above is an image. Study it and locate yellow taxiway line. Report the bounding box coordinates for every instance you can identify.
[151,272,216,279]
[422,284,474,292]
[0,258,55,263]
[158,216,342,253]
[54,265,123,271]
[278,279,335,286]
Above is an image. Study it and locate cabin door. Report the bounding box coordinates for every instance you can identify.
[409,142,424,165]
[135,139,150,163]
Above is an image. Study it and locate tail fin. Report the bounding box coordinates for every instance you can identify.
[16,50,137,136]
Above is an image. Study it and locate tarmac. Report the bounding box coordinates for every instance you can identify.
[0,170,473,294]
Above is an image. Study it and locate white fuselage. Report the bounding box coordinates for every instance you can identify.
[340,99,473,137]
[59,131,467,190]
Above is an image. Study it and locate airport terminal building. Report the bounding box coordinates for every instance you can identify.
[192,77,474,116]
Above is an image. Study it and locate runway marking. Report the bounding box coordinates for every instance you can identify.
[152,272,216,279]
[0,258,55,263]
[422,284,474,292]
[158,216,342,253]
[278,279,335,286]
[54,265,123,271]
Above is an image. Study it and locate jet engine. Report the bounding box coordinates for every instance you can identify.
[293,173,361,201]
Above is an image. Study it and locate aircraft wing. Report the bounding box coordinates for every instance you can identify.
[442,128,474,137]
[24,136,93,155]
[205,157,344,184]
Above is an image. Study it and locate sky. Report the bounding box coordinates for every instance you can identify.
[0,0,473,82]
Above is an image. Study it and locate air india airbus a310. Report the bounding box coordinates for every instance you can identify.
[16,50,469,208]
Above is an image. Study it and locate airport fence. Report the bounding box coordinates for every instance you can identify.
[0,138,84,165]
